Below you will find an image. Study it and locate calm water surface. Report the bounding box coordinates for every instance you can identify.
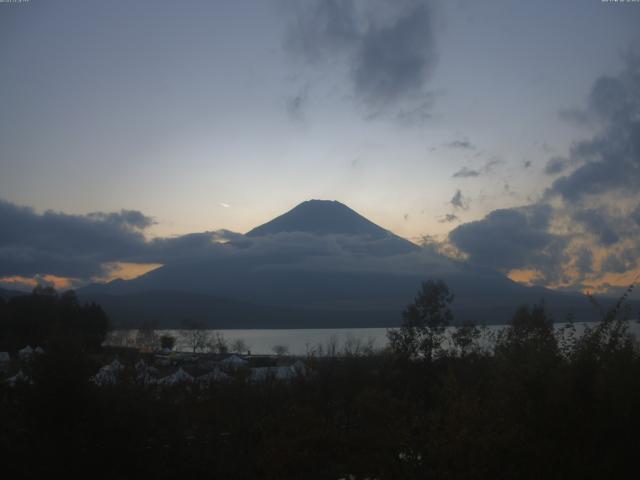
[107,321,640,355]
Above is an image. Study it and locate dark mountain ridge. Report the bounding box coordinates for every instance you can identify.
[247,200,405,238]
[78,200,610,327]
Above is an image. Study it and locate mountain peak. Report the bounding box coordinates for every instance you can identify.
[246,200,393,237]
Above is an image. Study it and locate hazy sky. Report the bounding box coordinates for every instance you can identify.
[2,0,640,291]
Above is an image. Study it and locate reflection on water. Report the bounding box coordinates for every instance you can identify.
[106,321,640,356]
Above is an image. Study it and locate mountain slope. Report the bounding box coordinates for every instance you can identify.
[247,200,399,237]
[78,290,404,329]
[79,200,604,327]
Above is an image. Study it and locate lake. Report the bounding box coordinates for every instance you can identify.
[106,320,640,355]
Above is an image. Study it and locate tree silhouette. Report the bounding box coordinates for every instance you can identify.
[160,334,176,350]
[272,344,289,356]
[387,279,453,360]
[0,287,108,351]
[180,319,210,353]
[231,338,247,354]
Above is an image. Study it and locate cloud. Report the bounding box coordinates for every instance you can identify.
[601,248,639,274]
[286,87,309,122]
[601,254,627,274]
[85,210,156,229]
[452,167,480,178]
[447,139,475,150]
[449,204,569,281]
[448,199,640,286]
[633,204,640,225]
[283,0,438,118]
[0,198,465,285]
[544,156,570,175]
[546,54,640,201]
[573,207,620,246]
[448,54,640,288]
[452,158,504,178]
[152,230,460,280]
[439,213,459,223]
[283,0,359,62]
[450,190,469,210]
[351,2,436,107]
[558,108,591,126]
[573,247,594,276]
[541,143,554,154]
[0,274,73,291]
[0,200,245,280]
[0,199,152,278]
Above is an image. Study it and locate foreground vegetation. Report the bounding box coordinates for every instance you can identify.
[1,283,639,479]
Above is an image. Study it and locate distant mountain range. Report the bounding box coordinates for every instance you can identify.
[66,199,612,328]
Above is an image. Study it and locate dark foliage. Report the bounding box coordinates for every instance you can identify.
[160,334,176,350]
[387,279,454,360]
[0,286,109,352]
[0,282,639,479]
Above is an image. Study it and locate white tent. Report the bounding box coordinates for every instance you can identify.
[109,359,124,371]
[134,359,159,385]
[222,354,248,366]
[91,367,118,387]
[197,368,230,386]
[158,368,194,386]
[18,345,34,360]
[91,358,125,386]
[8,370,33,387]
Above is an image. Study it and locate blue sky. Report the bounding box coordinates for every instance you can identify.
[1,0,640,291]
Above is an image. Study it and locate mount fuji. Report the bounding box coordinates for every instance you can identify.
[79,200,594,328]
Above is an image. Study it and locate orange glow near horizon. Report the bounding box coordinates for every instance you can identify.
[0,275,75,290]
[508,267,640,294]
[97,262,164,282]
[0,263,163,291]
[579,269,640,294]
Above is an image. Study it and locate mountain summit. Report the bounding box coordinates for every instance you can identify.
[246,200,393,238]
[79,199,594,328]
